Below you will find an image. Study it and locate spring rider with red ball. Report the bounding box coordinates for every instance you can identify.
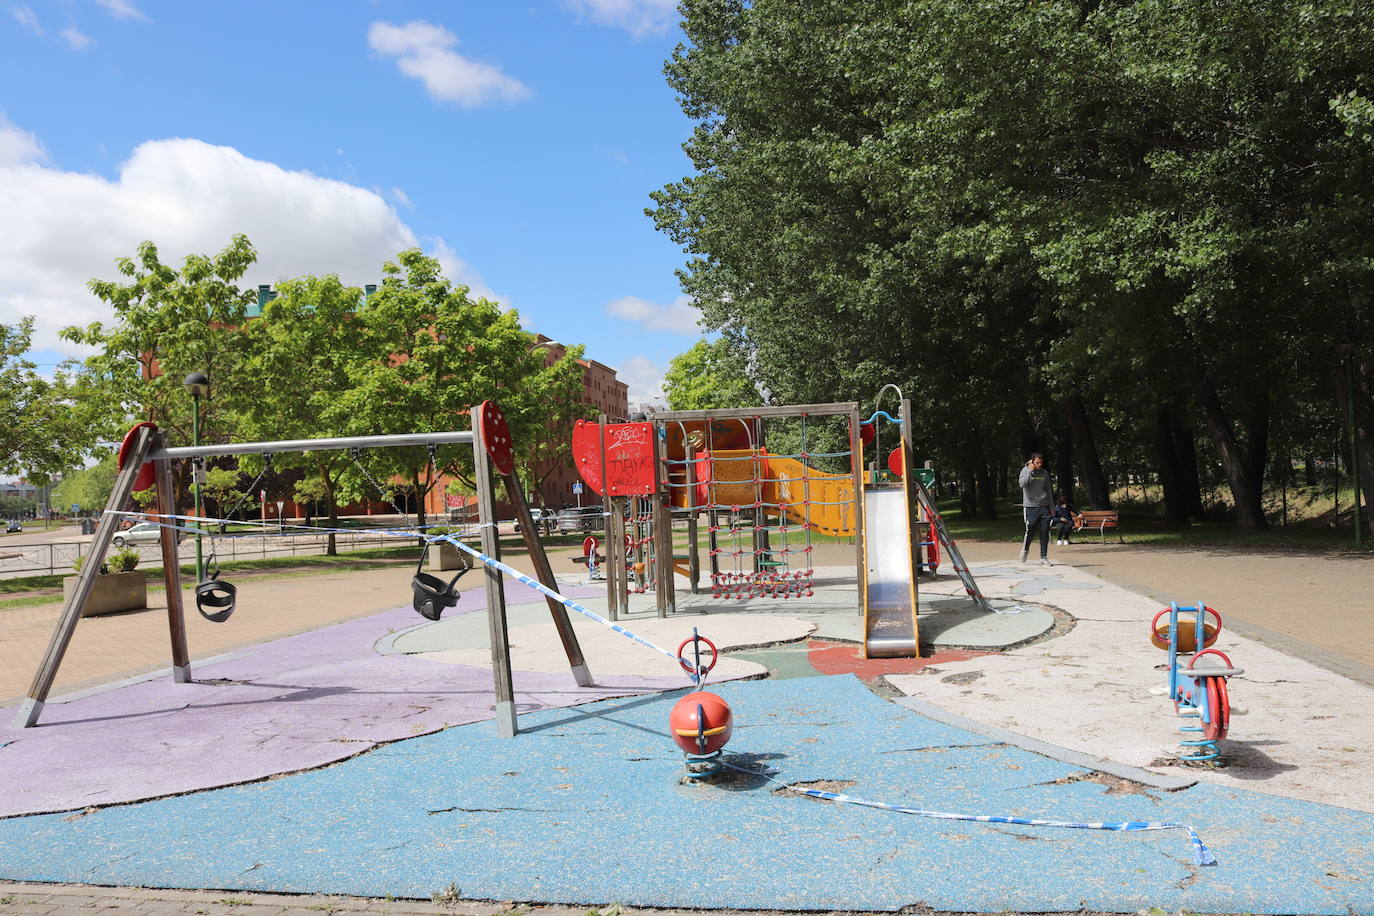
[669,629,733,779]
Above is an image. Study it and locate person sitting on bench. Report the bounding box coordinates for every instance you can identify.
[1051,496,1081,546]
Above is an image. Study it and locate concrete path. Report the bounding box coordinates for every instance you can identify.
[887,560,1374,813]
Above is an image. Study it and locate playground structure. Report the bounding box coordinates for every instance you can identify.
[572,397,991,658]
[1151,602,1244,762]
[13,403,619,737]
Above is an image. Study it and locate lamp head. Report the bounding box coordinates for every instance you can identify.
[183,372,210,398]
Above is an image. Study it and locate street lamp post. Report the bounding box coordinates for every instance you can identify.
[184,372,210,582]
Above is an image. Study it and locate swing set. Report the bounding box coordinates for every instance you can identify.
[13,402,596,737]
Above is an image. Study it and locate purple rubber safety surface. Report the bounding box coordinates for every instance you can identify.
[0,579,687,817]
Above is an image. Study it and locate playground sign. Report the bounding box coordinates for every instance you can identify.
[571,420,656,497]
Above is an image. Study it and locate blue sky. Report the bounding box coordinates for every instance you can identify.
[0,0,702,405]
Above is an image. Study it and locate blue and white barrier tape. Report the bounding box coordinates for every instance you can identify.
[433,534,699,683]
[106,511,697,681]
[722,760,1215,866]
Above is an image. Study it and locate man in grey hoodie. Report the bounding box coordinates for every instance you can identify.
[1018,452,1053,565]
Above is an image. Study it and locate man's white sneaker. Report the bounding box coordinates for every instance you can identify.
[1039,557,1052,566]
[1018,548,1029,564]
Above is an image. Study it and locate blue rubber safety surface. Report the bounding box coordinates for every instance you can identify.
[0,675,1369,913]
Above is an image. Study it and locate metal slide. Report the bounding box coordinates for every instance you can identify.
[862,485,919,658]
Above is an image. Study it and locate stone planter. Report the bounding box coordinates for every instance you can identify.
[428,542,467,572]
[63,571,148,616]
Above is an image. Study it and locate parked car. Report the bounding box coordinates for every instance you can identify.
[111,521,178,547]
[4,520,21,533]
[556,505,604,534]
[514,507,557,534]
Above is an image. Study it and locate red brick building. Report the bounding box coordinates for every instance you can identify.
[528,335,629,511]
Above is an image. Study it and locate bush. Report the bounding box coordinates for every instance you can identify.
[73,547,141,575]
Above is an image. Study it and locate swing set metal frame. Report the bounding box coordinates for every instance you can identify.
[13,403,591,737]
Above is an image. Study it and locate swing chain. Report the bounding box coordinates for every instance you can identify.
[347,447,417,526]
[202,453,273,580]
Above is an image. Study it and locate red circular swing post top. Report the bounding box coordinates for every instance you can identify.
[117,422,159,492]
[479,401,514,476]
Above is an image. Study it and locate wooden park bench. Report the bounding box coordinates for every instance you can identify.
[1077,510,1123,543]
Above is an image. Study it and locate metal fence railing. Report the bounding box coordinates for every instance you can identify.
[0,530,414,580]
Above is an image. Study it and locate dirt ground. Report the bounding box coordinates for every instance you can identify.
[954,537,1374,680]
[0,546,584,705]
[4,535,1371,706]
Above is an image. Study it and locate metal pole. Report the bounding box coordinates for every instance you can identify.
[192,392,204,582]
[149,429,475,461]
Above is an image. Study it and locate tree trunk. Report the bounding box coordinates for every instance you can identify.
[413,471,428,533]
[1197,380,1268,531]
[976,459,997,520]
[1170,411,1206,520]
[1244,393,1270,502]
[1054,421,1075,505]
[1154,405,1190,526]
[1062,395,1111,509]
[1332,359,1374,536]
[958,457,977,519]
[969,435,997,520]
[1304,454,1316,487]
[321,464,338,557]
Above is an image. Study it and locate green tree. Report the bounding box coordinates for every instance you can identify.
[64,236,257,511]
[654,0,1374,532]
[663,338,762,410]
[235,273,367,554]
[1,318,110,483]
[51,454,119,514]
[342,249,589,530]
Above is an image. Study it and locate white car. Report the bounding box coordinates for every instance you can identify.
[111,521,179,547]
[514,507,557,534]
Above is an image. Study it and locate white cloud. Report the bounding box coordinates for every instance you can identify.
[0,115,45,167]
[605,294,700,334]
[368,20,530,108]
[0,127,500,354]
[60,26,95,50]
[565,0,677,38]
[11,4,42,34]
[428,238,506,309]
[617,355,666,407]
[92,0,147,21]
[391,186,412,208]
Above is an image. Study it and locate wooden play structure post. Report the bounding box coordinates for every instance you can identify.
[652,422,674,616]
[470,404,518,737]
[498,451,593,689]
[684,455,700,593]
[13,423,158,728]
[152,445,191,684]
[849,404,866,616]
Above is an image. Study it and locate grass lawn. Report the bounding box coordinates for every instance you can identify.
[0,531,582,611]
[934,498,1373,553]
